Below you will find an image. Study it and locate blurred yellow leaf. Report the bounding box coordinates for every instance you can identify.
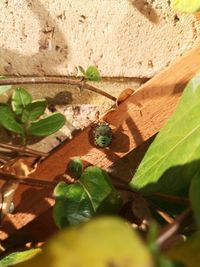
[171,0,200,13]
[16,217,153,267]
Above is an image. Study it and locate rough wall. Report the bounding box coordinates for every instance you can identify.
[0,0,199,78]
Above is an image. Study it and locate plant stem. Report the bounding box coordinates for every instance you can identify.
[0,142,48,157]
[0,77,116,102]
[150,192,189,205]
[0,171,57,188]
[156,208,193,250]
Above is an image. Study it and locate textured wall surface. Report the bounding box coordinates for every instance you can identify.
[0,0,199,78]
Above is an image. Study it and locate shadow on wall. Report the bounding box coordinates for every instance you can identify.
[129,0,159,24]
[0,0,69,76]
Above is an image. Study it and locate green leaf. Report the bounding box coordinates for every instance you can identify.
[53,182,95,229]
[97,189,123,214]
[0,249,41,267]
[68,157,84,179]
[79,166,114,210]
[15,217,153,267]
[171,0,200,13]
[189,171,200,228]
[53,167,122,228]
[130,73,200,196]
[85,66,101,81]
[27,112,65,136]
[167,233,200,267]
[0,104,23,134]
[21,99,47,123]
[0,76,12,95]
[12,88,32,115]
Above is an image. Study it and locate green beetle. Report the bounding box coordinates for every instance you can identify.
[93,122,112,148]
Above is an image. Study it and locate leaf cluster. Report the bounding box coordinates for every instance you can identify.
[0,87,65,143]
[53,158,122,228]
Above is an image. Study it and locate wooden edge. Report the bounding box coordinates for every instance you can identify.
[1,45,200,239]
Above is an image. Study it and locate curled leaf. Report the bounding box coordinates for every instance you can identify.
[68,157,83,179]
[117,88,135,106]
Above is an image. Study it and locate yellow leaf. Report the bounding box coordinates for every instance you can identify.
[16,217,153,267]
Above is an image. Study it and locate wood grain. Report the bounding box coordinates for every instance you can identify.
[1,45,200,240]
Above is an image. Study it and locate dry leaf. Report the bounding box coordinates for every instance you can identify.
[116,88,135,106]
[0,156,40,221]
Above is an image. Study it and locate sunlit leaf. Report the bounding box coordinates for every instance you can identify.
[16,218,153,267]
[0,248,41,267]
[171,0,200,13]
[21,99,47,123]
[0,104,23,134]
[27,112,65,136]
[130,73,200,196]
[12,88,32,115]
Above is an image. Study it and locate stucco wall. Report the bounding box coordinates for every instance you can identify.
[0,0,199,78]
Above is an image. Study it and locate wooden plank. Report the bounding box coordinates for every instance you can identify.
[1,45,200,239]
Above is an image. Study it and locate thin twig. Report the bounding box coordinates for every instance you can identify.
[151,192,190,205]
[0,143,48,158]
[156,208,192,250]
[0,77,116,102]
[0,171,57,189]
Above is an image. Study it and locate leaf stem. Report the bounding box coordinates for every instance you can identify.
[0,77,116,102]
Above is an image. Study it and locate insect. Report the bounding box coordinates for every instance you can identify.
[93,122,112,148]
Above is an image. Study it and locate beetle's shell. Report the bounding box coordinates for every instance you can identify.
[94,122,112,148]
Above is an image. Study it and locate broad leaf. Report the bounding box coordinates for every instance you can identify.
[0,104,23,134]
[27,113,65,136]
[167,233,200,267]
[130,73,200,196]
[97,189,123,214]
[189,171,200,228]
[68,157,83,179]
[53,182,95,229]
[53,167,122,228]
[21,99,47,123]
[0,76,12,95]
[16,218,153,267]
[85,66,101,81]
[171,0,200,13]
[79,166,114,210]
[0,248,41,267]
[12,88,32,115]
